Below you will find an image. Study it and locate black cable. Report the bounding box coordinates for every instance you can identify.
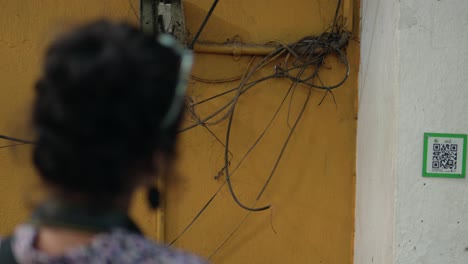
[223,90,271,212]
[169,79,292,245]
[208,57,317,260]
[0,135,35,144]
[168,179,224,246]
[179,51,286,214]
[128,0,139,20]
[220,55,273,211]
[207,58,320,260]
[229,83,294,176]
[331,0,343,33]
[178,49,289,133]
[0,143,27,150]
[286,40,316,129]
[256,71,315,200]
[207,205,254,260]
[216,45,302,211]
[187,75,277,109]
[189,0,220,49]
[178,75,278,134]
[185,105,233,160]
[317,74,338,108]
[254,2,347,200]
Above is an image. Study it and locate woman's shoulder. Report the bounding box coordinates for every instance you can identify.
[102,229,208,264]
[8,225,208,264]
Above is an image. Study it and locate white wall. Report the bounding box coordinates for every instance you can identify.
[357,0,468,263]
[355,0,400,263]
[396,0,468,263]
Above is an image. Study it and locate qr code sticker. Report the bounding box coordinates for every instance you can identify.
[425,135,465,176]
[432,143,457,171]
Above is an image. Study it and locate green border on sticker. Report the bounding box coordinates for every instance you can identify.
[423,133,467,178]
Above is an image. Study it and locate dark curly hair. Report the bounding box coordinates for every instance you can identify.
[32,20,182,199]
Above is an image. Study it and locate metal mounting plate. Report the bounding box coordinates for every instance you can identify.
[140,0,187,46]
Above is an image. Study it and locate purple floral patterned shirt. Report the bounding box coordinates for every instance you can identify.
[0,225,208,264]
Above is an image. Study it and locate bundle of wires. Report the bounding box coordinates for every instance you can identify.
[180,29,350,208]
[172,23,351,259]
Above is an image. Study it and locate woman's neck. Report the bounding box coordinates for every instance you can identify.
[32,191,136,256]
[48,189,134,212]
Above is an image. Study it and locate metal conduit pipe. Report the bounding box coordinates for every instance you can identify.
[193,42,278,56]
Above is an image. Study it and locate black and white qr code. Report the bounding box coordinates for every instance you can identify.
[432,143,458,170]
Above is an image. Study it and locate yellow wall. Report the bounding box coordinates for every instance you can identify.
[0,0,159,238]
[168,1,359,263]
[0,1,359,263]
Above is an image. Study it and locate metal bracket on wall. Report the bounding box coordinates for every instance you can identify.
[142,0,354,55]
[140,0,158,35]
[140,0,188,46]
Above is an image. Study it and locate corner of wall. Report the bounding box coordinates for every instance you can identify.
[355,0,400,263]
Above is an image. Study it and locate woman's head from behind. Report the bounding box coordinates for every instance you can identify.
[32,20,186,205]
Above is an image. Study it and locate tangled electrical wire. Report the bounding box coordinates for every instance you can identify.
[180,31,350,208]
[170,1,351,258]
[0,135,35,145]
[170,24,351,262]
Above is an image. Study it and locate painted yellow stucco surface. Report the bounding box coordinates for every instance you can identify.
[0,1,359,263]
[168,1,359,263]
